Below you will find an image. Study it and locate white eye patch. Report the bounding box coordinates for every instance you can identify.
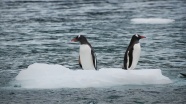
[135,34,139,37]
[78,35,81,38]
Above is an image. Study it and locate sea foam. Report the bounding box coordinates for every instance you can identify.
[12,63,172,89]
[131,18,175,24]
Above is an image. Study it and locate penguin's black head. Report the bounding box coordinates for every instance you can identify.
[132,34,146,40]
[71,35,88,44]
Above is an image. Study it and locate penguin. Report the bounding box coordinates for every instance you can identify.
[71,35,97,70]
[123,34,146,70]
[180,73,186,77]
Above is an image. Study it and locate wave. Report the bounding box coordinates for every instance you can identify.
[11,63,172,89]
[131,18,175,24]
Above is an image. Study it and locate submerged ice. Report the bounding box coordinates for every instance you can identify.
[131,18,175,24]
[12,63,172,89]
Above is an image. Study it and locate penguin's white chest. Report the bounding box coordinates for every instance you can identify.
[128,43,141,70]
[79,45,95,70]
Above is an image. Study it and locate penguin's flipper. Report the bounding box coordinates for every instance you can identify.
[128,47,133,68]
[79,56,82,68]
[91,50,97,70]
[123,50,128,69]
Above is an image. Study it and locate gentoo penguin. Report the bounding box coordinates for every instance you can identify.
[71,35,97,70]
[180,73,186,77]
[123,34,146,70]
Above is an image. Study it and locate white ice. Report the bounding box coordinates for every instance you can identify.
[131,18,175,24]
[12,63,172,89]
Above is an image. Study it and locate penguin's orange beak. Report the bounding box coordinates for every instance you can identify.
[71,38,78,42]
[140,36,146,39]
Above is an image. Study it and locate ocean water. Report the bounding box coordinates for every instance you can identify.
[0,0,186,104]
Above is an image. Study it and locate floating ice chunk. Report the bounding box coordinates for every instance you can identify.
[12,63,172,89]
[131,18,175,24]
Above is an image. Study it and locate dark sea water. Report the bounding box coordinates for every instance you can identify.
[0,0,186,104]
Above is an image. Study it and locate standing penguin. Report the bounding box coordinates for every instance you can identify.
[71,35,97,70]
[123,34,146,70]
